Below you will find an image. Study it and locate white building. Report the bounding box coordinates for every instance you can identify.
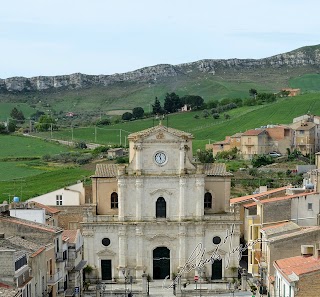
[82,123,240,285]
[28,182,85,206]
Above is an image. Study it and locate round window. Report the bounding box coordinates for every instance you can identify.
[212,236,221,245]
[102,238,111,246]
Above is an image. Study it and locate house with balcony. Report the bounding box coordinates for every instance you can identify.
[0,209,66,297]
[63,229,86,296]
[0,238,32,297]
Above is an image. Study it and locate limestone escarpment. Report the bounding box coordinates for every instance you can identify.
[1,45,320,92]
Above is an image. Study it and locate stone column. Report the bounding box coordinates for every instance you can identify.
[179,143,185,174]
[135,226,144,278]
[178,225,186,271]
[135,144,142,175]
[135,178,143,220]
[179,178,187,221]
[118,226,127,278]
[118,179,126,221]
[195,178,205,219]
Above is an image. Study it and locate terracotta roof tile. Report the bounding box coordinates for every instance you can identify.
[261,221,300,236]
[93,164,118,177]
[0,216,62,234]
[269,226,320,242]
[32,202,60,214]
[242,129,266,136]
[62,230,78,244]
[230,186,288,204]
[274,255,320,278]
[203,163,233,177]
[243,191,317,208]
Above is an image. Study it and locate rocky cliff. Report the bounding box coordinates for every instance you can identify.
[1,45,320,92]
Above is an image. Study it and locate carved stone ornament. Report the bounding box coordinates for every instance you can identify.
[156,132,165,139]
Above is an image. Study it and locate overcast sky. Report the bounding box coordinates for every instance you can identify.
[1,0,319,78]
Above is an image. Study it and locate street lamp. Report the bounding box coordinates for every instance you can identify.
[122,269,126,296]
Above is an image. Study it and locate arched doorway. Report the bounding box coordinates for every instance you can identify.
[153,247,170,279]
[211,259,222,280]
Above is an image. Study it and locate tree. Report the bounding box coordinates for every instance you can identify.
[163,92,182,113]
[152,97,163,115]
[180,95,204,109]
[35,115,56,131]
[10,107,25,123]
[132,107,144,119]
[8,120,16,133]
[196,149,214,163]
[249,88,257,98]
[122,112,133,121]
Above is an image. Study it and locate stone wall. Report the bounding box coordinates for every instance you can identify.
[263,200,291,223]
[296,270,320,297]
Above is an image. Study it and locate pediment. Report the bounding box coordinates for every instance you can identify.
[96,248,116,257]
[147,234,176,241]
[150,189,173,196]
[206,248,227,256]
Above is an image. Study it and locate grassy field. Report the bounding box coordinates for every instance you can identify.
[0,167,93,203]
[30,92,320,150]
[0,102,36,121]
[0,134,94,203]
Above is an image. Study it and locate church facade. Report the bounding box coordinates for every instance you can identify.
[82,124,240,283]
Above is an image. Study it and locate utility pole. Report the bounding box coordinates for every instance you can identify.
[120,129,122,146]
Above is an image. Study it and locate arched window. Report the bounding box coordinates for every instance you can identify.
[111,192,118,209]
[156,197,166,218]
[204,192,212,209]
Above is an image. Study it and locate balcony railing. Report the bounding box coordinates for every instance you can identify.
[47,270,63,284]
[56,251,67,262]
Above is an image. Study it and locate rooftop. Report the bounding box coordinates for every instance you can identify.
[203,163,233,177]
[92,164,118,178]
[274,255,320,280]
[243,191,317,208]
[242,129,266,136]
[62,229,79,244]
[261,221,300,237]
[230,186,288,204]
[269,226,320,242]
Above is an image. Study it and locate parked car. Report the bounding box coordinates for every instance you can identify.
[269,152,282,157]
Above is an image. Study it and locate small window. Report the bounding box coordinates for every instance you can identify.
[102,238,111,246]
[56,195,62,206]
[204,192,212,209]
[308,203,313,211]
[111,192,118,209]
[156,197,166,218]
[212,236,221,245]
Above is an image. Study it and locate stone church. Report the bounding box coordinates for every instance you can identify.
[82,123,240,284]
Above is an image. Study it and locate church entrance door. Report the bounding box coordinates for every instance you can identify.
[153,247,170,279]
[101,259,112,280]
[211,259,222,280]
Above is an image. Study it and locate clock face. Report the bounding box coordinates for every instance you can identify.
[154,151,167,165]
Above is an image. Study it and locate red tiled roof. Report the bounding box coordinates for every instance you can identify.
[230,186,288,204]
[242,129,266,136]
[243,191,317,208]
[62,230,78,244]
[274,255,320,279]
[30,246,46,258]
[0,216,62,234]
[33,202,60,214]
[261,221,291,231]
[243,192,318,207]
